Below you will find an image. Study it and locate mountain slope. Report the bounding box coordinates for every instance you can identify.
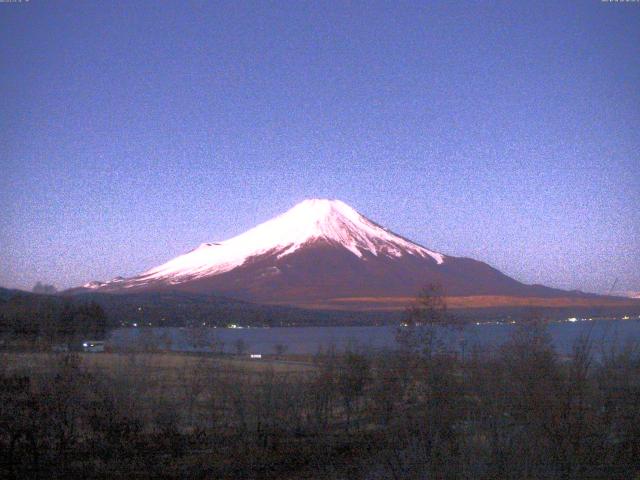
[74,199,620,309]
[87,199,444,290]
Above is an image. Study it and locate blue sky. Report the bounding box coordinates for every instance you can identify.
[1,0,638,294]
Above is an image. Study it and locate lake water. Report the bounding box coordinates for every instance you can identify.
[109,318,640,356]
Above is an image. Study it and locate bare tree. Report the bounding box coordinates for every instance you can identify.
[210,334,224,355]
[397,283,457,361]
[185,327,209,352]
[274,343,287,359]
[138,327,159,352]
[234,338,247,356]
[337,349,370,431]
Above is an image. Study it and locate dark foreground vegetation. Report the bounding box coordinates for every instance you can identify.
[1,319,639,479]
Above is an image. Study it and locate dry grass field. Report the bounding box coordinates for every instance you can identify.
[272,295,640,311]
[2,351,315,376]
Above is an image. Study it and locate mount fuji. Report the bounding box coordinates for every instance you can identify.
[74,199,619,310]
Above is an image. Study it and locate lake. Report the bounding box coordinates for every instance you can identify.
[109,317,640,356]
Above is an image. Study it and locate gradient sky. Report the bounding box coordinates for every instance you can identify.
[1,1,638,295]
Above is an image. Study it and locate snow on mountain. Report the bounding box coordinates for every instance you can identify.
[86,199,445,290]
[137,199,443,284]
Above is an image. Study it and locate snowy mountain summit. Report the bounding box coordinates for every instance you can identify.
[163,198,442,273]
[89,199,444,290]
[148,199,444,281]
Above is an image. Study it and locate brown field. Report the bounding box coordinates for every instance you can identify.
[2,351,315,377]
[271,295,640,311]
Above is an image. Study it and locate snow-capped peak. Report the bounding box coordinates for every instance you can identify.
[259,198,445,262]
[95,199,445,287]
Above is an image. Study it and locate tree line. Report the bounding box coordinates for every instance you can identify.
[0,295,108,347]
